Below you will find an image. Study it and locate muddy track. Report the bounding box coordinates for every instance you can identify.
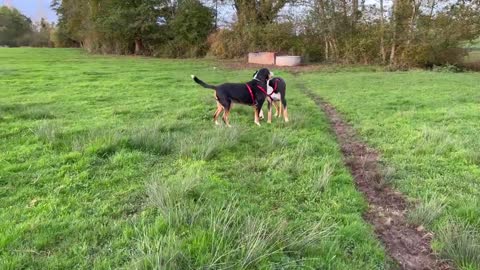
[299,84,453,270]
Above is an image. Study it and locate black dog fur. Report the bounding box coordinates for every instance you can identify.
[191,68,272,126]
[252,70,289,123]
[265,77,288,122]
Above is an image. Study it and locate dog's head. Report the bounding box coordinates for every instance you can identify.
[253,68,273,83]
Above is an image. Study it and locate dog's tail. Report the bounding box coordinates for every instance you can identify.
[191,75,216,90]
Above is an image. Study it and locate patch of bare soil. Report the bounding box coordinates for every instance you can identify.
[301,85,453,270]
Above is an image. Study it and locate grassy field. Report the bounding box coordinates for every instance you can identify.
[0,49,389,269]
[2,48,480,270]
[302,71,480,269]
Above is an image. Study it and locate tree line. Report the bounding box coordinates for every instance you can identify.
[0,6,55,47]
[1,0,479,67]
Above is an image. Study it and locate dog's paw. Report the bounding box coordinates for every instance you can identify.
[255,122,261,126]
[191,75,195,79]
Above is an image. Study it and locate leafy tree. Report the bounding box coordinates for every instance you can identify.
[0,6,33,47]
[168,0,214,57]
[96,0,171,54]
[30,18,54,47]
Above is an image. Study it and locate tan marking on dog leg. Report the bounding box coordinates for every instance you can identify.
[214,101,223,125]
[283,107,289,122]
[267,104,272,123]
[254,107,261,126]
[223,108,232,127]
[259,108,264,119]
[273,101,280,117]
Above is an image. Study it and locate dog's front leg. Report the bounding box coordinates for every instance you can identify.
[254,107,261,126]
[267,98,272,124]
[281,98,288,122]
[283,106,289,122]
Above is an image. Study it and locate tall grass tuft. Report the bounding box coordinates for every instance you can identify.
[18,106,55,120]
[74,129,127,157]
[179,127,240,160]
[437,221,480,269]
[131,229,184,269]
[407,195,446,226]
[278,141,313,177]
[285,216,335,253]
[147,168,203,226]
[238,217,286,268]
[312,163,334,194]
[128,125,176,155]
[34,121,60,142]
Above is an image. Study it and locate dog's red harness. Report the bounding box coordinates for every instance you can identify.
[246,83,276,105]
[256,85,276,99]
[245,83,255,105]
[273,79,278,92]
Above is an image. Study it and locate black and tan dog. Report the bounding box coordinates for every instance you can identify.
[191,68,272,127]
[257,75,289,123]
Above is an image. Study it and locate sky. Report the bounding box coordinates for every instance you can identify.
[2,0,57,23]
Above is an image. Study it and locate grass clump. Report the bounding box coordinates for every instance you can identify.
[34,120,62,144]
[128,125,176,155]
[2,104,55,120]
[147,168,203,226]
[131,229,183,269]
[179,127,240,160]
[437,221,480,269]
[407,195,446,226]
[312,163,334,194]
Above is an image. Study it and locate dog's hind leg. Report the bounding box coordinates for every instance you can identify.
[223,109,232,127]
[221,101,232,127]
[213,101,223,125]
[267,99,273,124]
[281,98,288,122]
[273,100,280,118]
[283,106,289,122]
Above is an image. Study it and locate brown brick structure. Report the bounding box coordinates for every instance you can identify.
[248,52,276,65]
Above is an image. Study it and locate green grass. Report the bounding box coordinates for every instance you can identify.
[0,49,389,269]
[302,70,480,269]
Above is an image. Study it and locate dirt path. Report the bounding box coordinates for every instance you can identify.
[300,84,453,270]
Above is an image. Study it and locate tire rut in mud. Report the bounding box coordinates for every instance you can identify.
[300,85,453,270]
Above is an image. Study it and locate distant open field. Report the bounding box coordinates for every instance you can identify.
[1,48,479,269]
[465,51,480,63]
[464,38,480,63]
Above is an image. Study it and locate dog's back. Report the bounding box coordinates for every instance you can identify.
[269,77,286,93]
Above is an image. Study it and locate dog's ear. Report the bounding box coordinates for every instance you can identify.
[257,68,270,82]
[252,70,258,79]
